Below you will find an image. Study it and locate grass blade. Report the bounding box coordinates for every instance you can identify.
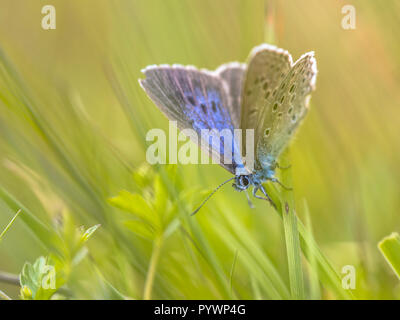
[264,176,353,300]
[303,200,321,299]
[0,289,11,300]
[378,232,400,280]
[279,152,305,300]
[0,209,21,241]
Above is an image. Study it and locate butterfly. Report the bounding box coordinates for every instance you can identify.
[139,44,317,213]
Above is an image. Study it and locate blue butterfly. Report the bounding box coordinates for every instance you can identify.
[139,44,317,213]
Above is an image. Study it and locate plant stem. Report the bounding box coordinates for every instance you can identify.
[143,236,163,300]
[278,151,305,299]
[0,271,19,286]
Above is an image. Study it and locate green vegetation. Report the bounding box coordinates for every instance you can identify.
[0,0,399,299]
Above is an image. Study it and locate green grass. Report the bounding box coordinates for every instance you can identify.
[378,233,400,280]
[0,0,400,300]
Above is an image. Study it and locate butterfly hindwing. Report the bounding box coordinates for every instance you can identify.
[216,62,246,129]
[240,44,293,160]
[139,65,243,173]
[255,52,317,169]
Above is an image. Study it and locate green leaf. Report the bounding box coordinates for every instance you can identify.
[378,232,400,280]
[80,224,101,244]
[123,220,155,240]
[153,175,168,218]
[19,255,66,300]
[19,256,57,300]
[132,164,154,189]
[163,218,180,239]
[109,190,159,227]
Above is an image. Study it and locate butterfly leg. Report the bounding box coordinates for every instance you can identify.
[253,186,277,209]
[245,190,255,209]
[270,178,293,191]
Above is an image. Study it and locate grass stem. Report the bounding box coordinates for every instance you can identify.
[143,236,163,300]
[0,209,22,241]
[279,151,305,300]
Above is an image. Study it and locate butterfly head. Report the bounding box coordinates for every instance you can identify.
[232,175,253,191]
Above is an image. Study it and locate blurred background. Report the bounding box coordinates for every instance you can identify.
[0,0,399,299]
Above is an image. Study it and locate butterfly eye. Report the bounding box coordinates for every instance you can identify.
[289,84,296,93]
[280,95,285,104]
[240,176,250,187]
[288,106,293,114]
[272,103,278,112]
[264,128,271,137]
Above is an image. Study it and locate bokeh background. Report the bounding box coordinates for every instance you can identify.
[0,0,399,299]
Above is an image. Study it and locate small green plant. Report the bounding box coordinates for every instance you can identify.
[109,165,181,299]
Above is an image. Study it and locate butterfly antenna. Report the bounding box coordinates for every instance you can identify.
[190,177,236,216]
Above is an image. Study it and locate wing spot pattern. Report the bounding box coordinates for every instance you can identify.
[211,101,217,112]
[187,96,196,105]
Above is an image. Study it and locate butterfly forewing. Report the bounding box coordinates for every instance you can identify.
[139,65,243,173]
[255,52,317,169]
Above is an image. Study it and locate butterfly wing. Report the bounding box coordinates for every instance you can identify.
[255,52,317,169]
[216,62,246,129]
[139,65,244,173]
[240,45,293,163]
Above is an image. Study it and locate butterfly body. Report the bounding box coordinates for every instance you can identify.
[140,44,317,209]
